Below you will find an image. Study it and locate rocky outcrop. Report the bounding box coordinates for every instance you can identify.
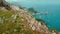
[0,0,11,10]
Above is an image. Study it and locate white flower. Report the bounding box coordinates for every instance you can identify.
[21,19,24,21]
[14,29,17,32]
[11,15,17,19]
[32,26,35,30]
[38,22,41,26]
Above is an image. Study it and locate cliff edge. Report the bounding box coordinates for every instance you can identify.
[0,0,54,34]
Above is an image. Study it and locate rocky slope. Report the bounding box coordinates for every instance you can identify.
[0,0,58,34]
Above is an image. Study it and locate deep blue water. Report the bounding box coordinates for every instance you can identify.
[6,1,60,32]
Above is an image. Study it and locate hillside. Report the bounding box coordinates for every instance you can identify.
[0,0,57,34]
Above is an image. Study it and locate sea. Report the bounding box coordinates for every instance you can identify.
[6,0,60,32]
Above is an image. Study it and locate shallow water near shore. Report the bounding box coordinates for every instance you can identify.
[6,0,60,32]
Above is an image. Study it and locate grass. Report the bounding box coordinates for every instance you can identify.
[0,8,48,34]
[0,9,32,34]
[0,9,25,34]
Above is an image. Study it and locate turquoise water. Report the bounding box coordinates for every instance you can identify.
[6,0,60,32]
[34,5,60,32]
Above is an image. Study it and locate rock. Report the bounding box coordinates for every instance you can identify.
[38,22,41,26]
[0,0,11,10]
[52,32,56,34]
[0,7,8,11]
[10,5,20,11]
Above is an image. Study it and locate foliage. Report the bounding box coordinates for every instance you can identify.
[28,8,37,13]
[0,9,42,34]
[35,18,43,22]
[50,28,57,32]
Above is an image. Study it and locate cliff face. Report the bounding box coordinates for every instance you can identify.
[0,0,53,34]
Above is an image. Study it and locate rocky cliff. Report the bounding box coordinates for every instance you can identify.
[0,0,57,34]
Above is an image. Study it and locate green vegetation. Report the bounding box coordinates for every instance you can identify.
[35,18,43,22]
[49,28,57,32]
[28,8,37,14]
[0,9,42,34]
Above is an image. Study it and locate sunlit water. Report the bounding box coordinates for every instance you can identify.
[6,0,60,32]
